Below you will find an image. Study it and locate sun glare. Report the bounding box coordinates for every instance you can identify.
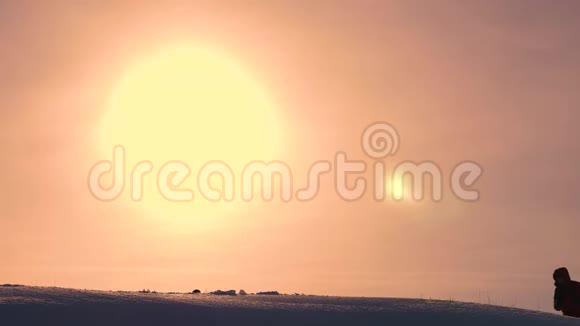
[99,45,282,227]
[387,175,413,203]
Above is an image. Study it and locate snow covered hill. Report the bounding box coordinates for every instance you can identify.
[0,286,578,325]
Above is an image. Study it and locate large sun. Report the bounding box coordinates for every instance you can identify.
[99,45,282,228]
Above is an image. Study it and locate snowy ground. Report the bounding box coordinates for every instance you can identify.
[0,286,578,325]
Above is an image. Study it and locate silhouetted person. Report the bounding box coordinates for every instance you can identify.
[553,267,580,317]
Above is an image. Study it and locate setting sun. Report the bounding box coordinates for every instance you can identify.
[99,45,282,224]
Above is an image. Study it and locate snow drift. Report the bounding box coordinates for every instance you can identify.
[0,286,578,325]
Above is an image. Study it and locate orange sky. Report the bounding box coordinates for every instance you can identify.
[1,1,579,313]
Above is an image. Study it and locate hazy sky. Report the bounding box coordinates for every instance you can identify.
[1,0,579,312]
